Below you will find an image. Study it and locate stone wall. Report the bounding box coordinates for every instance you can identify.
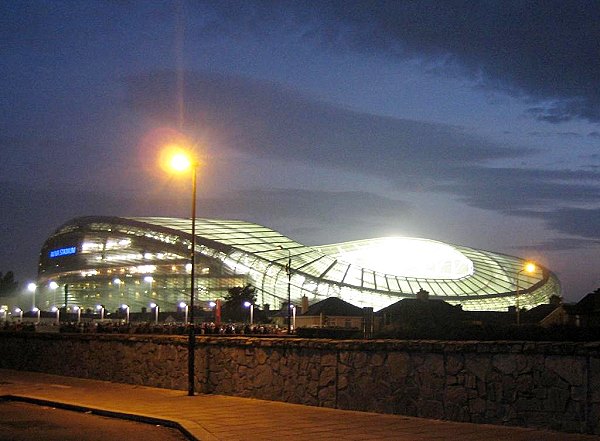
[0,333,598,435]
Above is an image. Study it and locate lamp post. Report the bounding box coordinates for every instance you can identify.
[179,302,188,324]
[73,306,81,324]
[51,306,60,325]
[279,246,292,333]
[0,308,6,322]
[32,307,40,324]
[49,281,59,306]
[244,301,254,325]
[96,304,105,320]
[291,304,296,332]
[166,149,199,396]
[515,262,536,325]
[15,308,23,322]
[27,282,37,310]
[150,302,159,324]
[121,304,130,324]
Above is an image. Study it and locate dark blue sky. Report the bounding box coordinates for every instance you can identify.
[1,0,599,301]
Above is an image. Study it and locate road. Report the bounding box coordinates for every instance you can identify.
[0,400,188,441]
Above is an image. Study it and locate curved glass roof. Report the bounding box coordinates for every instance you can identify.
[40,216,560,311]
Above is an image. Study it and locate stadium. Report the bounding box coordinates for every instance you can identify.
[36,216,560,313]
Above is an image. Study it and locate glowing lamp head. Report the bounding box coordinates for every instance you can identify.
[27,282,37,292]
[32,307,39,313]
[150,302,157,308]
[244,301,252,308]
[121,304,129,310]
[179,302,187,308]
[49,281,59,290]
[170,152,192,172]
[14,308,21,313]
[51,306,58,312]
[209,301,216,308]
[524,262,536,273]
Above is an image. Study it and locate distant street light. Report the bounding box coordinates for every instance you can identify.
[73,305,82,324]
[290,304,296,332]
[244,301,254,325]
[14,308,23,322]
[279,246,293,333]
[51,306,60,325]
[121,304,130,324]
[32,307,40,324]
[27,282,37,310]
[96,304,105,320]
[150,302,159,324]
[165,147,199,397]
[516,262,536,325]
[179,302,188,324]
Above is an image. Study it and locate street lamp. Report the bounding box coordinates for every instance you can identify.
[51,306,60,325]
[515,262,536,325]
[14,308,23,322]
[244,301,254,325]
[27,282,37,310]
[279,246,293,333]
[150,302,159,324]
[121,304,130,324]
[166,148,199,396]
[290,304,296,332]
[96,304,105,320]
[179,301,188,324]
[73,305,81,324]
[0,308,6,322]
[32,307,40,323]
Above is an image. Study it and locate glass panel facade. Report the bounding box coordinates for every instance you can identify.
[36,216,560,313]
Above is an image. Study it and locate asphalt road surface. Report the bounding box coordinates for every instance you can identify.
[0,401,189,441]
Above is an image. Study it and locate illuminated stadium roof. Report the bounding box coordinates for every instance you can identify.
[37,216,560,312]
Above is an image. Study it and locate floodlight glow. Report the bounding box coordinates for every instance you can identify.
[27,282,37,292]
[336,237,473,279]
[49,281,59,290]
[143,276,154,283]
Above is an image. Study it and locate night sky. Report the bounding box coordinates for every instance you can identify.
[1,1,599,302]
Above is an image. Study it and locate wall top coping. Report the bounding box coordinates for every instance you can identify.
[2,332,599,355]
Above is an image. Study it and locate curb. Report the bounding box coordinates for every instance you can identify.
[0,395,199,441]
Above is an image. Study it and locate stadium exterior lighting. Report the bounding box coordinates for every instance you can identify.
[179,302,188,324]
[121,304,130,324]
[27,282,37,309]
[51,306,60,325]
[150,302,159,324]
[244,301,254,325]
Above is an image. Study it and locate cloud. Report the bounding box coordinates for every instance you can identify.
[125,70,599,211]
[518,237,600,252]
[199,1,600,123]
[513,207,600,239]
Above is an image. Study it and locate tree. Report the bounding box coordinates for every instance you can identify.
[0,271,19,297]
[221,284,257,323]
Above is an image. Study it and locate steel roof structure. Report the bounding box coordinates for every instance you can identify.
[37,216,560,312]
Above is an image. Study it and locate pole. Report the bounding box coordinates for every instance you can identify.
[516,270,521,325]
[188,164,197,396]
[64,284,69,311]
[287,252,291,334]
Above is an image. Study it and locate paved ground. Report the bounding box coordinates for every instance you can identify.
[1,369,598,441]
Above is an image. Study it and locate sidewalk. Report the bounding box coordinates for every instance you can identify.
[1,369,598,441]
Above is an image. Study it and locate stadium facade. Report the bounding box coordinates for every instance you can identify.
[36,216,560,313]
